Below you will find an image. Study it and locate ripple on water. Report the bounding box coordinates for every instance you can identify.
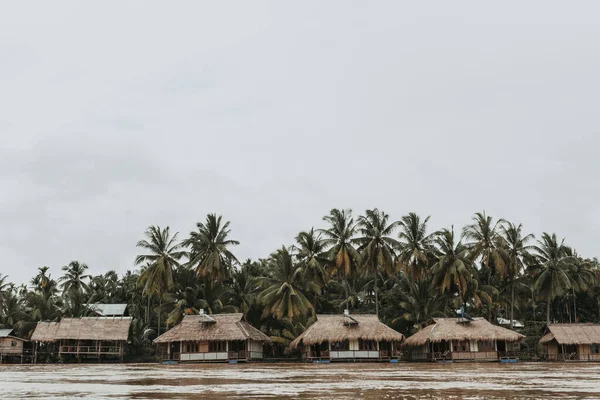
[1,362,600,400]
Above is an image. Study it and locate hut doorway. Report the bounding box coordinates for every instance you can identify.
[497,340,506,353]
[309,342,329,358]
[169,342,179,360]
[379,341,392,357]
[432,340,450,354]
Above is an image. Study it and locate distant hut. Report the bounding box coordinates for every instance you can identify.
[289,312,405,361]
[30,317,132,363]
[154,312,271,362]
[540,323,600,361]
[0,329,28,363]
[404,317,525,362]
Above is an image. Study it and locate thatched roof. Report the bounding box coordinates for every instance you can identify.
[153,313,271,344]
[289,314,405,350]
[540,324,600,345]
[404,318,525,347]
[31,317,132,342]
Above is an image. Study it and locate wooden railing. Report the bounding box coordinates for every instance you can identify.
[59,346,121,354]
[0,346,23,355]
[228,350,248,359]
[304,350,397,360]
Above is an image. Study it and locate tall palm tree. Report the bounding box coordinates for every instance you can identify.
[397,213,436,281]
[230,262,261,322]
[431,227,477,306]
[319,209,361,308]
[185,214,239,282]
[499,222,535,328]
[295,228,329,298]
[355,208,400,317]
[258,247,315,321]
[569,257,596,322]
[59,261,91,317]
[530,233,577,324]
[0,274,9,310]
[135,225,185,335]
[463,211,507,284]
[31,266,52,291]
[60,261,91,294]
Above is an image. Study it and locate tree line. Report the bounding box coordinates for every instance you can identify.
[1,209,598,354]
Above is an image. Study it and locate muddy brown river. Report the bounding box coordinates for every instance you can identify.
[1,362,599,399]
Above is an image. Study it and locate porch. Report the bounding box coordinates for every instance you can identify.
[302,339,403,361]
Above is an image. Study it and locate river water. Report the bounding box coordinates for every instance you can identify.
[1,362,599,399]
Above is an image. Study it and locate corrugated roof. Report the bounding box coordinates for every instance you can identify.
[154,313,271,344]
[539,324,600,345]
[404,317,525,347]
[289,314,405,349]
[85,304,128,316]
[0,329,14,338]
[31,317,132,342]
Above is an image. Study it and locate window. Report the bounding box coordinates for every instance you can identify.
[209,341,226,352]
[185,342,199,353]
[331,340,349,351]
[359,339,377,351]
[452,340,469,352]
[478,341,494,352]
[592,344,600,354]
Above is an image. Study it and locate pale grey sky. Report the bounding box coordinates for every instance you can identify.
[1,1,599,283]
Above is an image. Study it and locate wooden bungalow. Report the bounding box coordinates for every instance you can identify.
[404,317,524,362]
[154,312,271,362]
[540,323,600,361]
[0,329,29,363]
[289,312,405,362]
[30,317,132,363]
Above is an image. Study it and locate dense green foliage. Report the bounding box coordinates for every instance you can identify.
[1,209,599,356]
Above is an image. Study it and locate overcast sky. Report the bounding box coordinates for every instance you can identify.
[1,2,599,284]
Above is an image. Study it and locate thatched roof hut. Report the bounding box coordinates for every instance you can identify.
[154,313,271,344]
[405,318,524,347]
[289,314,404,350]
[540,324,600,345]
[31,317,132,342]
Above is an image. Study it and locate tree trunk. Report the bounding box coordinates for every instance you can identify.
[157,297,162,336]
[573,289,577,322]
[374,272,379,318]
[146,295,150,325]
[510,280,515,329]
[546,299,551,325]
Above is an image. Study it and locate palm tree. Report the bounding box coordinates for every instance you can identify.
[295,228,329,300]
[355,208,399,317]
[431,227,477,307]
[395,275,446,332]
[397,213,436,281]
[31,266,52,291]
[568,257,596,322]
[258,247,315,321]
[463,211,507,284]
[135,225,185,335]
[319,208,360,281]
[59,261,91,317]
[530,233,577,324]
[185,214,239,282]
[230,261,261,322]
[0,274,9,310]
[499,222,535,328]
